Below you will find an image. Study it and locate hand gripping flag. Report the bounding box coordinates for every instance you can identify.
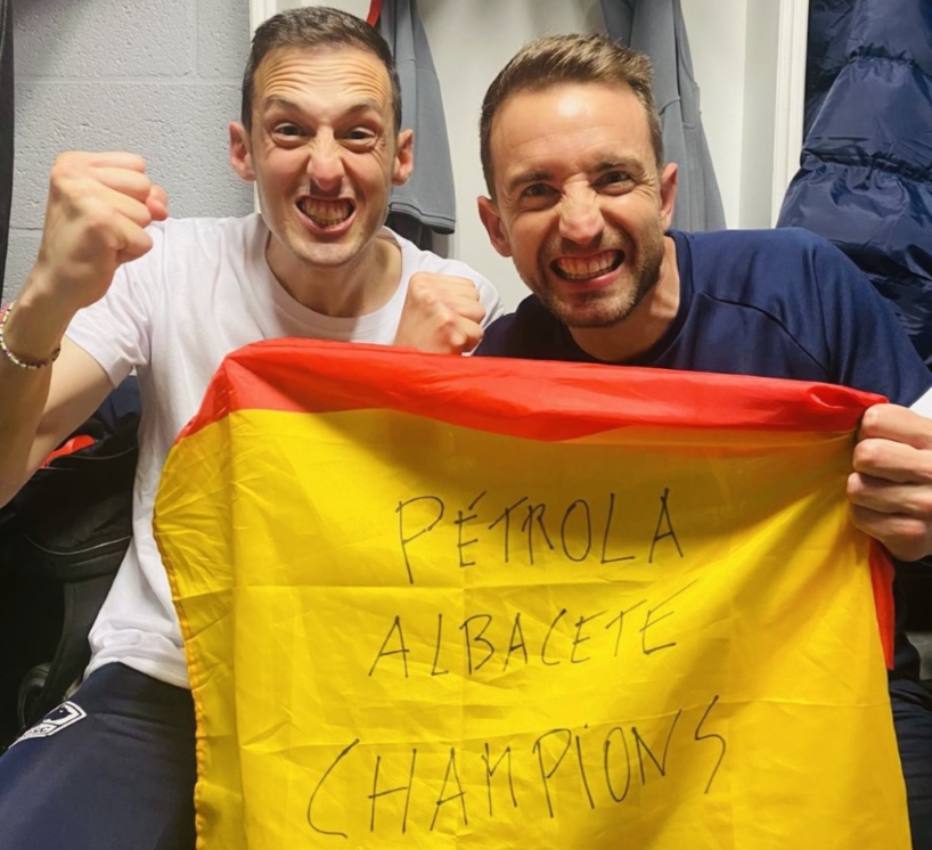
[154,339,910,850]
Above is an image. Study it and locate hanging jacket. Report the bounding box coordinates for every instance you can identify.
[374,0,456,251]
[778,0,932,367]
[601,0,725,231]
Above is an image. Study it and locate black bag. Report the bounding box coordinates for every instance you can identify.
[0,378,140,744]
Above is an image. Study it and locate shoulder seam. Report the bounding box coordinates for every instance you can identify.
[697,292,830,379]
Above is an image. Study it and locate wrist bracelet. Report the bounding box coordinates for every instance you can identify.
[0,301,62,370]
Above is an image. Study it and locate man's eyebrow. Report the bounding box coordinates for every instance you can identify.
[503,157,645,194]
[505,169,552,195]
[592,157,642,173]
[591,156,640,171]
[260,96,299,114]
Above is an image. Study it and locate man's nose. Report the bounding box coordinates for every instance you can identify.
[558,189,604,246]
[306,136,345,192]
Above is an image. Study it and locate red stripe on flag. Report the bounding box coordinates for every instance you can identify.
[178,339,884,443]
[869,540,896,670]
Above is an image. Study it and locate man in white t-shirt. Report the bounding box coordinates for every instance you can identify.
[0,8,501,848]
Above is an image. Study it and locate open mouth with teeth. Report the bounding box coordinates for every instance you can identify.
[552,250,624,281]
[297,197,355,230]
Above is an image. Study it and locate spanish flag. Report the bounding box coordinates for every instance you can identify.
[155,339,909,849]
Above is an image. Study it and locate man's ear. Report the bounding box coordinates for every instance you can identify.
[392,128,414,186]
[477,195,512,258]
[229,121,255,183]
[659,161,678,230]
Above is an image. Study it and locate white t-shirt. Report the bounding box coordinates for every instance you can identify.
[66,213,503,688]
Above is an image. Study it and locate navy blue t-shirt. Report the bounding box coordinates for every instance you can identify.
[477,227,932,676]
[478,227,932,407]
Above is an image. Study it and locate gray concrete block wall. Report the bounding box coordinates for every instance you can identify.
[5,0,254,302]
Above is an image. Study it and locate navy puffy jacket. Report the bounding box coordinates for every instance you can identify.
[778,0,932,367]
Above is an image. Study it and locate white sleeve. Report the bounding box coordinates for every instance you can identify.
[478,276,505,328]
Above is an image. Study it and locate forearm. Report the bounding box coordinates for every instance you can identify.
[0,283,77,506]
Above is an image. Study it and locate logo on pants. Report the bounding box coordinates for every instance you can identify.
[10,701,87,747]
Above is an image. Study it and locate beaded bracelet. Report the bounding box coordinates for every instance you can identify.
[0,301,61,370]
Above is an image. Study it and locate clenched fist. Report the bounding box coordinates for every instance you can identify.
[30,151,168,313]
[394,273,486,354]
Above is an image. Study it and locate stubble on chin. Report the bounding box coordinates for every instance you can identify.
[538,254,662,330]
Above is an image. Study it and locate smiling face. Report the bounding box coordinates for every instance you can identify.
[230,45,412,285]
[479,81,678,335]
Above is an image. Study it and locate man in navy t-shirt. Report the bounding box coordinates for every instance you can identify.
[474,33,932,847]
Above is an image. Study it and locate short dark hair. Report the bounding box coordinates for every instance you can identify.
[479,34,663,196]
[241,6,401,133]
